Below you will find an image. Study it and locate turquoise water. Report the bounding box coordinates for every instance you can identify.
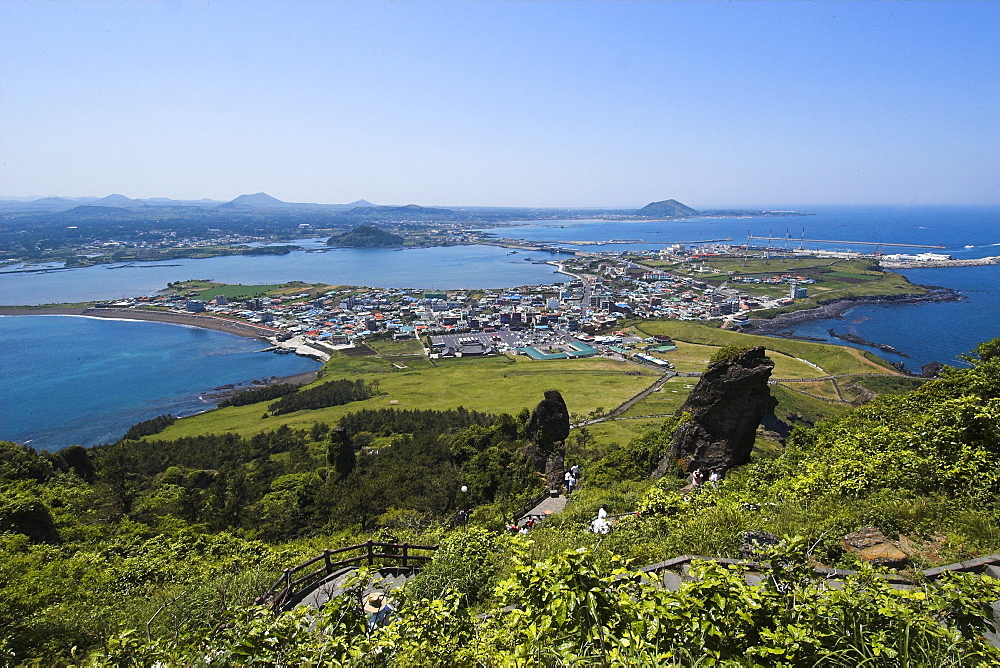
[0,243,569,305]
[0,315,319,449]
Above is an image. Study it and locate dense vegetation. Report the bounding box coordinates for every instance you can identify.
[327,225,405,248]
[218,383,299,408]
[2,340,999,664]
[267,378,377,415]
[121,414,176,439]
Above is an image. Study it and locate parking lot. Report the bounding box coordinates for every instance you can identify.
[431,329,588,356]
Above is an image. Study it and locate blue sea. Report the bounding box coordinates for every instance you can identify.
[486,205,1000,371]
[0,242,570,306]
[0,315,319,450]
[1,206,998,449]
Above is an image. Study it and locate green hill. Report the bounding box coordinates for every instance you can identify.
[636,198,699,218]
[3,338,999,663]
[327,225,405,248]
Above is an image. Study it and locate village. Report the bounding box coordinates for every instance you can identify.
[91,245,820,366]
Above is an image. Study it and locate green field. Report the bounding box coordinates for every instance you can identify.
[628,319,897,376]
[152,353,660,440]
[646,257,924,306]
[168,280,337,301]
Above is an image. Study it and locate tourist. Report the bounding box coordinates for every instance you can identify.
[708,469,721,486]
[364,592,394,629]
[570,463,580,479]
[591,507,611,534]
[565,469,576,494]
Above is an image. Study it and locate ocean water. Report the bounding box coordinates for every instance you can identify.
[489,205,1000,370]
[0,243,569,306]
[0,315,319,450]
[490,205,1000,255]
[783,265,1000,372]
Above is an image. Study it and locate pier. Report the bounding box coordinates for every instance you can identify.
[879,255,1000,269]
[747,235,945,249]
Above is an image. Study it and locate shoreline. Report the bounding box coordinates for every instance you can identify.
[744,286,962,337]
[0,306,321,391]
[0,306,280,340]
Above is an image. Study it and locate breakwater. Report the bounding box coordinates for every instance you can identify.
[746,287,962,336]
[880,256,1000,269]
[828,329,908,358]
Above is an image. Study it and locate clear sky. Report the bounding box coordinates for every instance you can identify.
[2,1,997,208]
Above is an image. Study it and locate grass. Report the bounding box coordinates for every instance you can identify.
[152,353,660,440]
[368,338,425,356]
[769,384,850,424]
[170,280,337,300]
[628,320,896,376]
[650,257,926,310]
[569,417,665,459]
[617,377,693,418]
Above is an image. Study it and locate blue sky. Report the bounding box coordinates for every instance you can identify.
[2,1,997,207]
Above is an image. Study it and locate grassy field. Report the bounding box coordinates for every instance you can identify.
[567,417,664,461]
[616,376,693,418]
[149,314,896,446]
[629,320,896,376]
[645,257,924,305]
[168,280,337,301]
[151,353,660,440]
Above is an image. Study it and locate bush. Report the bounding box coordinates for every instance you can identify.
[405,526,509,607]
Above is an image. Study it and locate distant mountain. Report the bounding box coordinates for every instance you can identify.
[327,225,405,248]
[94,194,136,207]
[55,205,136,219]
[219,192,289,209]
[344,204,459,220]
[636,199,699,218]
[346,199,375,208]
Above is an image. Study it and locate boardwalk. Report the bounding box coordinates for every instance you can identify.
[517,493,568,527]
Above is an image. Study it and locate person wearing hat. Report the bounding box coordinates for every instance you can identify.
[364,591,394,629]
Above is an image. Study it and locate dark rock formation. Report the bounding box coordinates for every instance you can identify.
[526,390,570,451]
[523,390,571,488]
[842,527,908,568]
[921,361,946,378]
[654,346,777,477]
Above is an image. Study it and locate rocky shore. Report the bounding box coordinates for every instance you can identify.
[744,286,962,337]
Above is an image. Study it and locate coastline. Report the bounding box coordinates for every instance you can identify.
[0,306,279,340]
[744,286,962,337]
[0,307,321,390]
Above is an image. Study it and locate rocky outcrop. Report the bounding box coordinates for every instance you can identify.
[654,346,777,477]
[842,527,908,568]
[523,390,571,487]
[526,390,570,451]
[921,361,946,378]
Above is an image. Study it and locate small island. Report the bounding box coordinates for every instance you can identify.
[326,225,405,248]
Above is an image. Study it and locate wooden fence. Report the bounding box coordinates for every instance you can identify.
[255,540,438,612]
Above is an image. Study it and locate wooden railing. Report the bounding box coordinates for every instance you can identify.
[514,489,554,524]
[255,540,438,612]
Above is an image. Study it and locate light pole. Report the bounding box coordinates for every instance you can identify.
[456,485,469,526]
